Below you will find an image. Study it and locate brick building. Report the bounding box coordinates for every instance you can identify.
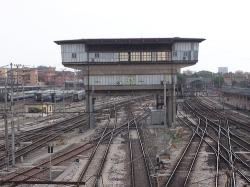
[37,66,56,85]
[54,70,75,86]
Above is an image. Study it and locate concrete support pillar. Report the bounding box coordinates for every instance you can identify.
[244,96,247,109]
[155,94,160,109]
[167,75,176,127]
[173,83,176,125]
[238,95,240,109]
[86,92,95,129]
[241,95,243,109]
[155,94,163,109]
[246,96,249,110]
[167,96,172,127]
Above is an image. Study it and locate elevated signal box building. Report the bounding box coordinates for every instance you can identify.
[55,37,204,127]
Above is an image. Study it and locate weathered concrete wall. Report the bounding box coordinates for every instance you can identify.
[222,93,250,110]
[64,64,187,75]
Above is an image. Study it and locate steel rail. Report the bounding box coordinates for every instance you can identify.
[215,123,221,187]
[183,102,250,171]
[132,116,153,187]
[178,115,250,184]
[128,119,135,187]
[1,100,151,185]
[227,122,236,187]
[179,113,250,184]
[0,113,85,150]
[165,120,201,187]
[185,100,250,152]
[183,118,208,186]
[184,102,250,152]
[195,98,250,132]
[0,117,86,168]
[76,115,111,187]
[93,108,116,187]
[0,96,149,168]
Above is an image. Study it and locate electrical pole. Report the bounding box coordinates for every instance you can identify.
[4,71,9,170]
[87,51,90,129]
[16,64,21,131]
[163,80,167,127]
[10,62,15,166]
[63,69,65,113]
[173,72,176,125]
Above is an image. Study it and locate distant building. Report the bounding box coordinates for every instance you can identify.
[182,70,194,75]
[0,68,7,78]
[37,66,56,85]
[218,67,228,74]
[21,68,38,86]
[5,67,38,86]
[0,68,8,86]
[223,73,233,86]
[54,71,75,86]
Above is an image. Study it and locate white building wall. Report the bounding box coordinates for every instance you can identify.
[61,44,87,62]
[89,53,119,62]
[85,74,177,86]
[172,42,199,61]
[60,42,200,63]
[218,67,228,74]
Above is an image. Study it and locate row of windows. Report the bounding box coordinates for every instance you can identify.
[71,51,197,61]
[87,51,172,62]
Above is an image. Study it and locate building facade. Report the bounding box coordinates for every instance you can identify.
[218,67,228,74]
[55,38,204,92]
[38,66,56,85]
[55,37,205,127]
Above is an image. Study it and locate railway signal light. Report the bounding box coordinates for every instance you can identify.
[48,145,53,153]
[48,145,53,180]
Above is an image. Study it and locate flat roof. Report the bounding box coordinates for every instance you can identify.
[55,37,205,45]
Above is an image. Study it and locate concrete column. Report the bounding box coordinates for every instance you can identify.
[246,96,249,110]
[167,95,172,127]
[155,94,163,109]
[172,82,176,125]
[245,96,247,109]
[167,75,176,127]
[86,91,95,129]
[239,95,241,109]
[155,94,159,109]
[164,81,167,127]
[240,95,243,109]
[90,96,95,128]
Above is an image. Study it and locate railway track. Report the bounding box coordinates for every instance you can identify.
[201,95,250,123]
[128,115,152,187]
[195,98,250,133]
[185,99,250,149]
[0,99,151,186]
[179,114,250,186]
[177,98,250,186]
[0,96,151,169]
[165,116,208,187]
[76,108,115,187]
[0,115,86,168]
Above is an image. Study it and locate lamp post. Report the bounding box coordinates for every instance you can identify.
[14,64,22,131]
[4,67,9,170]
[10,62,15,166]
[163,80,167,127]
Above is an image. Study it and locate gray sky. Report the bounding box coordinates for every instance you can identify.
[0,0,249,72]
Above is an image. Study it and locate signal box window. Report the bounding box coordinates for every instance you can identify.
[72,53,77,58]
[131,52,140,61]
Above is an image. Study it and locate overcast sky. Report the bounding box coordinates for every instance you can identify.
[0,0,249,72]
